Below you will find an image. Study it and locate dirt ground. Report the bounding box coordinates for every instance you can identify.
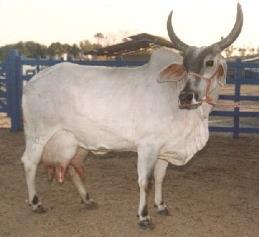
[0,129,258,237]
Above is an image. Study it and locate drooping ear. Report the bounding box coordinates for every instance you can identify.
[216,61,227,85]
[157,64,187,83]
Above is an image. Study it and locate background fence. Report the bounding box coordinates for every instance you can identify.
[210,59,259,137]
[0,63,7,114]
[1,49,259,138]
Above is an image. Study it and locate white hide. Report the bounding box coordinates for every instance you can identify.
[22,47,215,166]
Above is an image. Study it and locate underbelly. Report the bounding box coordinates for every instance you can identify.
[72,130,136,152]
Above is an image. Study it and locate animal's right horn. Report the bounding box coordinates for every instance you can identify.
[167,11,189,52]
[212,3,243,51]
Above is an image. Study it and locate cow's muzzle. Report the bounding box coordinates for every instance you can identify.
[178,91,202,110]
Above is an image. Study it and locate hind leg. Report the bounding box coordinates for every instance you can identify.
[21,142,46,213]
[42,131,96,208]
[68,166,97,210]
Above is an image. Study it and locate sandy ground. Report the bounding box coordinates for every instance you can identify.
[0,129,258,237]
[0,113,9,127]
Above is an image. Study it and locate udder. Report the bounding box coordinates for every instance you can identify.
[41,130,88,183]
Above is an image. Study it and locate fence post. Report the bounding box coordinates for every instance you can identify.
[233,58,241,138]
[5,49,23,131]
[115,56,123,67]
[36,56,40,73]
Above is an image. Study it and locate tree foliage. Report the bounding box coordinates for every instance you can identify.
[1,32,257,61]
[0,41,48,61]
[79,40,102,53]
[0,37,103,61]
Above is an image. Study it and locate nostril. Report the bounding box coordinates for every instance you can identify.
[186,93,193,101]
[179,92,185,101]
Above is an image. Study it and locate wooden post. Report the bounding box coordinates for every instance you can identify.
[233,58,241,138]
[5,49,23,131]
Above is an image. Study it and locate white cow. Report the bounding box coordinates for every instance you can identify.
[21,4,243,228]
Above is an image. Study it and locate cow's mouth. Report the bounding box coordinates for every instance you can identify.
[178,101,202,110]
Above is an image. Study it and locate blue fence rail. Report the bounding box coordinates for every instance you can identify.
[0,63,7,113]
[210,59,259,137]
[1,49,259,137]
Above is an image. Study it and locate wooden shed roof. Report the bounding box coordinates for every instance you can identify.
[85,33,173,56]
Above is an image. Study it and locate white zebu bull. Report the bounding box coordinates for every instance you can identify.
[21,4,243,228]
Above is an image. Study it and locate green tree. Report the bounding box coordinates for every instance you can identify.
[238,47,247,57]
[249,47,255,55]
[47,42,66,57]
[0,41,48,61]
[94,32,104,45]
[68,44,80,58]
[79,40,102,53]
[23,41,48,58]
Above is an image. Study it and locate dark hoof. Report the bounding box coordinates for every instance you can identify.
[84,201,98,210]
[138,219,155,230]
[32,205,47,214]
[157,208,171,216]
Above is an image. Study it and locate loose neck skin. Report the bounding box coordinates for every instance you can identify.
[200,85,221,118]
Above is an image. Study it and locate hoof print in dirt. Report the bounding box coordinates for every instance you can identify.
[138,220,155,230]
[32,205,47,214]
[84,201,98,210]
[157,208,171,216]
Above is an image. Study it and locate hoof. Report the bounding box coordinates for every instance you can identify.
[32,204,47,214]
[157,208,171,216]
[138,219,155,230]
[84,201,98,210]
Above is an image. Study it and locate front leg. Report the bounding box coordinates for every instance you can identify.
[154,159,169,215]
[137,144,158,228]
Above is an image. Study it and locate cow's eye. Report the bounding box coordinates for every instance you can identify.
[206,60,214,67]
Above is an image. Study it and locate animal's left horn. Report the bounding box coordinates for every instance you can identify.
[212,3,243,50]
[167,11,189,52]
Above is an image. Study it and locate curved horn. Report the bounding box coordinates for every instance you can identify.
[212,3,243,50]
[167,11,189,52]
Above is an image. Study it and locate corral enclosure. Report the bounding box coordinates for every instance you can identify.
[0,50,259,236]
[0,130,259,237]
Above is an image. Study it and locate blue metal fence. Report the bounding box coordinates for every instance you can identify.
[2,49,259,137]
[0,63,7,113]
[210,59,259,138]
